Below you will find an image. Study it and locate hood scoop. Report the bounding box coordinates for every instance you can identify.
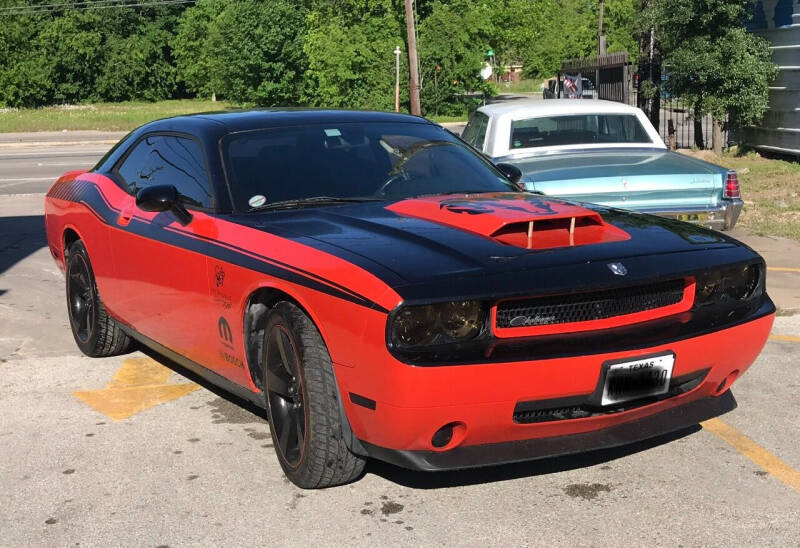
[386,193,630,250]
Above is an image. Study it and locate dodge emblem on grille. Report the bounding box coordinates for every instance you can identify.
[608,262,628,276]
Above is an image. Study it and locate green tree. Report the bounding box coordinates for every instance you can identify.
[417,0,495,116]
[95,26,178,102]
[0,13,53,107]
[173,0,226,99]
[647,0,777,150]
[206,0,308,105]
[304,3,406,110]
[35,11,104,103]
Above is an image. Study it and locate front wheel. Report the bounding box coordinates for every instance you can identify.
[65,240,131,357]
[263,301,365,488]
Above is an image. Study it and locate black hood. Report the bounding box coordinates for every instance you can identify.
[232,195,758,302]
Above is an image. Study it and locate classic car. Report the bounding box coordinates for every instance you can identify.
[45,109,773,488]
[461,99,744,230]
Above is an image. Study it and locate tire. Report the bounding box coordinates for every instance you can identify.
[65,240,131,357]
[262,301,365,488]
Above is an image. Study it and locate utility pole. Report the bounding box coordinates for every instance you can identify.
[394,46,401,112]
[404,0,421,116]
[598,0,605,57]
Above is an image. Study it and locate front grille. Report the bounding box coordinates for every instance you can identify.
[496,279,686,329]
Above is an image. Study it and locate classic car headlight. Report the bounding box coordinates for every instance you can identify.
[695,263,763,306]
[390,301,486,348]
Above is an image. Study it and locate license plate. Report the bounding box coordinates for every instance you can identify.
[601,353,674,406]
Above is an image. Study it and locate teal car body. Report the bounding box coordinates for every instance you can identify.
[462,100,743,230]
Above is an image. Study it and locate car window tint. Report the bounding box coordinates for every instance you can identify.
[510,114,651,149]
[461,111,489,150]
[222,122,516,210]
[117,135,212,209]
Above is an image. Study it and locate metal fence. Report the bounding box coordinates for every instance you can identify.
[555,53,726,150]
[631,91,728,150]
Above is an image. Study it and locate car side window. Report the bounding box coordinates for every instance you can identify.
[117,134,213,209]
[461,111,489,151]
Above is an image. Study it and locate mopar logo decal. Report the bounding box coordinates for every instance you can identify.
[218,316,233,344]
[608,262,628,276]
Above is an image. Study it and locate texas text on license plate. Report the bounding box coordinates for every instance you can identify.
[601,353,675,406]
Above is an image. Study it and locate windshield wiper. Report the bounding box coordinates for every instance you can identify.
[248,196,385,212]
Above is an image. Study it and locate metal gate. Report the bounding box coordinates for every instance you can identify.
[552,52,725,149]
[556,52,633,103]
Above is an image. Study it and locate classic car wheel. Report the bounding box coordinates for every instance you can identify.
[263,301,365,488]
[65,240,131,357]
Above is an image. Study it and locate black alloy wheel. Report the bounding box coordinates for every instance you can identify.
[262,301,366,488]
[265,323,307,467]
[64,240,131,357]
[67,251,95,344]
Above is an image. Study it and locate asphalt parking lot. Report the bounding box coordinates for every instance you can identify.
[1,138,799,546]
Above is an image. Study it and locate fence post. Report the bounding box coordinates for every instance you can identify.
[694,106,705,149]
[668,119,677,150]
[712,119,723,155]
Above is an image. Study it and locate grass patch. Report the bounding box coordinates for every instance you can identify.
[1,100,469,131]
[497,78,548,94]
[429,115,469,124]
[0,100,236,133]
[681,149,800,241]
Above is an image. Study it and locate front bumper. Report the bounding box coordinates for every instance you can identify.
[640,199,744,231]
[335,302,773,467]
[361,391,736,471]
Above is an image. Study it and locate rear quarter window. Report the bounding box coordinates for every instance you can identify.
[461,111,489,151]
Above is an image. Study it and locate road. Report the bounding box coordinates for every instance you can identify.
[0,146,110,195]
[1,137,799,546]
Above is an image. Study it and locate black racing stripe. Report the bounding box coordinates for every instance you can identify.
[63,180,388,313]
[168,224,373,307]
[160,224,383,311]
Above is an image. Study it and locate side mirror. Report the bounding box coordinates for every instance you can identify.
[496,162,523,186]
[136,184,193,225]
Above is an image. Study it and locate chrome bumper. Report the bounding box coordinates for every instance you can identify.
[639,199,744,231]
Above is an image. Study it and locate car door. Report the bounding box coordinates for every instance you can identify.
[108,133,219,365]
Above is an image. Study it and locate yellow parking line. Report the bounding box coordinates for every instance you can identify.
[770,335,800,343]
[767,267,800,273]
[702,418,800,493]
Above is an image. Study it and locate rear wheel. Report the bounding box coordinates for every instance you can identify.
[263,301,365,488]
[66,240,131,357]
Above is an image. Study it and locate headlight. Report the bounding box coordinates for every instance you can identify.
[392,305,437,347]
[695,263,763,306]
[390,300,486,349]
[724,263,761,300]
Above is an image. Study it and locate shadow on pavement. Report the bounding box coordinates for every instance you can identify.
[140,343,704,490]
[138,345,268,422]
[0,215,47,277]
[364,425,700,489]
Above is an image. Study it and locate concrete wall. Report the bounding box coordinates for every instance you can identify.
[742,0,800,157]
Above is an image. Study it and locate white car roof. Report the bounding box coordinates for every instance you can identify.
[475,99,667,158]
[478,99,641,120]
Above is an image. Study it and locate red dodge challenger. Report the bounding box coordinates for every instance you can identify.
[44,110,774,488]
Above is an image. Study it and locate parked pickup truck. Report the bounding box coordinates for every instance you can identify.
[461,99,743,230]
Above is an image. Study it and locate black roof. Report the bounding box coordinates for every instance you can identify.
[142,108,432,136]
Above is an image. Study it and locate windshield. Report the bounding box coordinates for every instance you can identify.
[510,114,652,149]
[221,122,516,211]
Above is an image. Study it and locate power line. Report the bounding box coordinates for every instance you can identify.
[0,0,195,16]
[0,1,129,12]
